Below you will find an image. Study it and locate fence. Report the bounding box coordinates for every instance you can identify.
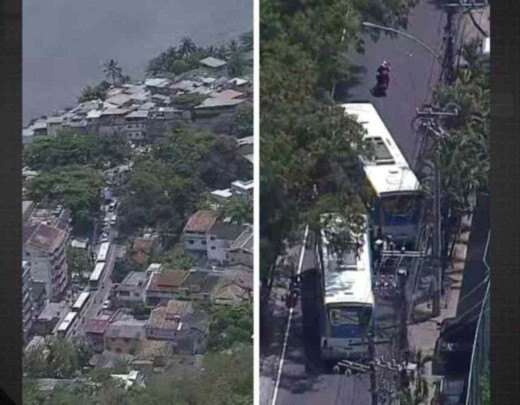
[465,280,490,405]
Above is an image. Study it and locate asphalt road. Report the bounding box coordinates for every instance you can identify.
[263,2,446,404]
[269,236,402,405]
[337,0,445,166]
[68,228,119,339]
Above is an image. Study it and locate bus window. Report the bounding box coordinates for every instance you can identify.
[328,307,372,327]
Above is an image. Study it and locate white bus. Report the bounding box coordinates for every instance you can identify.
[89,262,106,289]
[317,214,374,362]
[56,312,77,338]
[342,103,422,248]
[72,291,91,313]
[97,241,111,263]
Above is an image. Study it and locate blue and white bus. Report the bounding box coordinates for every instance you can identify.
[72,291,91,313]
[89,262,106,290]
[56,312,77,338]
[342,103,422,249]
[317,214,374,362]
[96,241,111,263]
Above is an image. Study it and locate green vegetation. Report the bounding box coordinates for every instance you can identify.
[232,102,253,138]
[27,165,103,233]
[208,304,253,351]
[218,195,253,224]
[24,131,131,171]
[103,59,129,86]
[24,337,90,379]
[24,345,253,405]
[78,80,111,102]
[66,246,92,276]
[146,34,252,77]
[118,127,250,241]
[111,256,143,283]
[160,244,194,271]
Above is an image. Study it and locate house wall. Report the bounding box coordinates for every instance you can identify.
[227,249,253,268]
[183,232,207,253]
[206,234,231,264]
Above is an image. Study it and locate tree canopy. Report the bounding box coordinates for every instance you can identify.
[24,131,131,171]
[27,165,103,233]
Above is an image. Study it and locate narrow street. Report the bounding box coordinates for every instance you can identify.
[338,0,444,165]
[261,1,445,404]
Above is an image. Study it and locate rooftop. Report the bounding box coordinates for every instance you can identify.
[120,271,149,287]
[145,78,171,88]
[147,270,189,291]
[105,320,145,340]
[208,222,245,240]
[229,226,253,252]
[183,210,218,233]
[25,222,67,253]
[147,300,193,330]
[37,301,69,321]
[199,56,227,68]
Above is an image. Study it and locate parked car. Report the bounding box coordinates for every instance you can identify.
[102,300,111,310]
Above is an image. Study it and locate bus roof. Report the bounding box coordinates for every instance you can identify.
[97,242,110,262]
[321,216,374,307]
[72,291,90,310]
[90,262,105,282]
[341,103,420,196]
[57,312,77,332]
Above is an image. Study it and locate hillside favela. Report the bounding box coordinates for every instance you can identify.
[22,33,253,404]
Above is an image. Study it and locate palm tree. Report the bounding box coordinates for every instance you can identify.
[179,36,197,57]
[102,59,123,86]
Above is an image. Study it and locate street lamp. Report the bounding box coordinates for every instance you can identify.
[361,21,442,63]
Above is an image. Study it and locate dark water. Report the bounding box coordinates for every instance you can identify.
[23,0,252,123]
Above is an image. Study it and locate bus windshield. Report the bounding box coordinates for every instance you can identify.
[327,305,372,338]
[378,195,421,227]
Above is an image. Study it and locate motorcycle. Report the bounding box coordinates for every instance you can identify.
[373,65,390,96]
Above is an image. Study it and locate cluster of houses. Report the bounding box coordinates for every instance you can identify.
[22,52,253,394]
[23,55,252,145]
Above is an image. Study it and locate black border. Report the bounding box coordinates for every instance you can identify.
[491,1,520,404]
[0,0,22,403]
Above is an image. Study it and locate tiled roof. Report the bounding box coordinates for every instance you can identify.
[183,210,218,233]
[147,270,189,292]
[26,223,66,253]
[147,300,193,330]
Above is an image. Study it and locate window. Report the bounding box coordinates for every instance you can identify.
[368,137,394,164]
[202,240,207,245]
[189,240,195,244]
[211,246,216,250]
[210,236,216,241]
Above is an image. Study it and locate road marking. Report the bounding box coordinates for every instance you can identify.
[271,225,309,405]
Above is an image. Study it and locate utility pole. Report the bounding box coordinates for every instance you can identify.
[414,107,458,317]
[442,1,489,84]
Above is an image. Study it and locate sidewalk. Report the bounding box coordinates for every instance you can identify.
[407,214,472,402]
[259,244,301,405]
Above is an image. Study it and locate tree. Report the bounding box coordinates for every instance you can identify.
[227,49,246,77]
[218,196,252,224]
[160,244,193,271]
[179,36,198,57]
[46,336,80,378]
[66,246,92,276]
[103,59,123,86]
[239,31,253,52]
[231,102,253,138]
[24,131,131,171]
[208,304,253,351]
[27,165,104,233]
[78,80,111,102]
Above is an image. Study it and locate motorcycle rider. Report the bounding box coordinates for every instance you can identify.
[377,60,391,88]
